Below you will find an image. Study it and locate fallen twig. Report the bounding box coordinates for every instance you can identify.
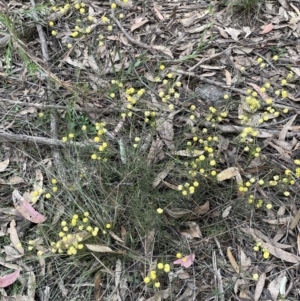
[0,98,115,114]
[171,68,247,95]
[0,131,97,149]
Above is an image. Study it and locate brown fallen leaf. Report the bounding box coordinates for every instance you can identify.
[165,208,190,218]
[241,227,300,263]
[27,271,36,300]
[7,220,24,255]
[94,270,104,301]
[181,222,202,239]
[162,180,179,190]
[171,149,204,157]
[224,69,232,86]
[278,114,297,141]
[191,201,210,218]
[227,247,239,273]
[0,158,9,172]
[152,45,173,59]
[85,244,125,254]
[7,176,25,185]
[217,167,242,184]
[130,19,149,32]
[109,231,124,243]
[254,273,266,301]
[222,206,232,218]
[225,27,242,41]
[147,137,164,166]
[153,162,174,188]
[261,241,300,263]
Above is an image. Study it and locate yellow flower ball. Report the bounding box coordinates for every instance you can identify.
[111,3,117,9]
[281,90,288,98]
[150,271,156,280]
[144,277,150,284]
[176,252,182,258]
[164,264,170,273]
[263,251,270,259]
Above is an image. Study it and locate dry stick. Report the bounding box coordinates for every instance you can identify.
[188,45,237,72]
[0,98,115,114]
[0,131,99,149]
[171,67,247,95]
[110,13,149,49]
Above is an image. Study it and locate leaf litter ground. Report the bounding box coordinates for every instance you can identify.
[0,0,300,300]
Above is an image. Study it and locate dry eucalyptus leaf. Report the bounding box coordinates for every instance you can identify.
[109,231,124,243]
[162,180,179,190]
[7,220,24,255]
[85,244,125,254]
[222,206,232,218]
[156,117,175,150]
[191,201,210,217]
[255,273,266,301]
[181,222,202,238]
[8,176,25,185]
[130,19,149,32]
[94,271,104,301]
[171,150,204,157]
[0,269,20,288]
[12,190,46,224]
[153,162,174,188]
[225,27,242,41]
[217,167,241,183]
[27,271,36,300]
[165,208,190,218]
[153,5,165,21]
[227,247,239,273]
[4,246,23,261]
[0,158,9,172]
[152,45,173,59]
